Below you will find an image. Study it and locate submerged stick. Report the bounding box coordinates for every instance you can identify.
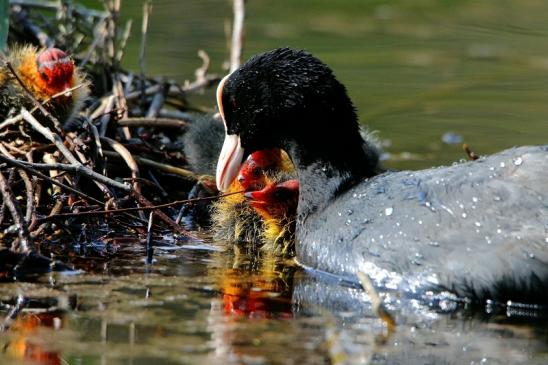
[356,271,396,333]
[0,295,27,332]
[145,212,154,264]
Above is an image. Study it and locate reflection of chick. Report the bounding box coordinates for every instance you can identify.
[0,45,88,123]
[211,148,297,250]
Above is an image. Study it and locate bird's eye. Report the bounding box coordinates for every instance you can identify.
[40,72,49,81]
[252,167,262,178]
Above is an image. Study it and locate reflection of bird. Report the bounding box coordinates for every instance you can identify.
[212,148,297,251]
[0,45,88,123]
[215,48,548,304]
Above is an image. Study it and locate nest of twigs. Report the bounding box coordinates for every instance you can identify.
[0,0,226,274]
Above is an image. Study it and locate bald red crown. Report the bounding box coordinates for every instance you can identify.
[36,48,74,90]
[237,149,283,190]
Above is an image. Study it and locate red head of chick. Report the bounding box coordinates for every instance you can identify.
[0,45,88,123]
[245,178,299,252]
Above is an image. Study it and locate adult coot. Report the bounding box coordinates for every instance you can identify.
[215,48,548,304]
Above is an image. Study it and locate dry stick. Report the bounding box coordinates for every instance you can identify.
[0,145,34,222]
[98,95,116,137]
[139,1,153,112]
[229,0,246,72]
[38,190,244,221]
[3,155,130,193]
[4,63,63,132]
[20,109,132,191]
[80,15,108,67]
[113,77,131,140]
[463,143,479,161]
[102,151,197,180]
[112,18,132,139]
[68,135,114,201]
[21,108,79,164]
[84,118,105,172]
[187,50,211,88]
[145,212,154,264]
[131,191,195,238]
[116,19,133,64]
[116,117,187,129]
[100,137,142,202]
[0,155,105,205]
[0,170,34,253]
[145,88,166,118]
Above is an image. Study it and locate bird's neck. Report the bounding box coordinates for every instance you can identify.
[285,129,374,220]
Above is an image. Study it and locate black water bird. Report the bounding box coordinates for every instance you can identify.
[215,48,548,304]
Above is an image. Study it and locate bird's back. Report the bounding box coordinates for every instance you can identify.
[298,145,548,303]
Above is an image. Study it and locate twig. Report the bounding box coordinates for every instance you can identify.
[131,190,195,238]
[116,117,187,129]
[145,212,154,264]
[102,150,197,179]
[37,189,243,221]
[356,271,396,333]
[21,108,79,165]
[139,1,152,112]
[463,143,479,161]
[229,0,246,72]
[98,95,116,137]
[100,137,142,196]
[0,144,34,222]
[0,154,103,205]
[0,170,34,253]
[145,86,166,118]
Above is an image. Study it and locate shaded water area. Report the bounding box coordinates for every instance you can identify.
[1,0,548,364]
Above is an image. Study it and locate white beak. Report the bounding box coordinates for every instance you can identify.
[216,134,245,191]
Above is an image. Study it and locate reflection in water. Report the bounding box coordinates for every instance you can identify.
[0,242,547,364]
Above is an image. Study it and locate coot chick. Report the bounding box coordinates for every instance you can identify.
[0,46,88,124]
[182,113,226,176]
[215,48,548,304]
[245,178,299,253]
[212,149,298,251]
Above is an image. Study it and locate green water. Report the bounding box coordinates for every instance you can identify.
[118,0,548,169]
[1,1,547,364]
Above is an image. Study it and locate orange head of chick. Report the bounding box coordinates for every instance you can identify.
[1,45,88,123]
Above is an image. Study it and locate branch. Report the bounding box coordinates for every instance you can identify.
[229,0,246,72]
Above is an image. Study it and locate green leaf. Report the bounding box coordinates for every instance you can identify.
[0,0,8,53]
